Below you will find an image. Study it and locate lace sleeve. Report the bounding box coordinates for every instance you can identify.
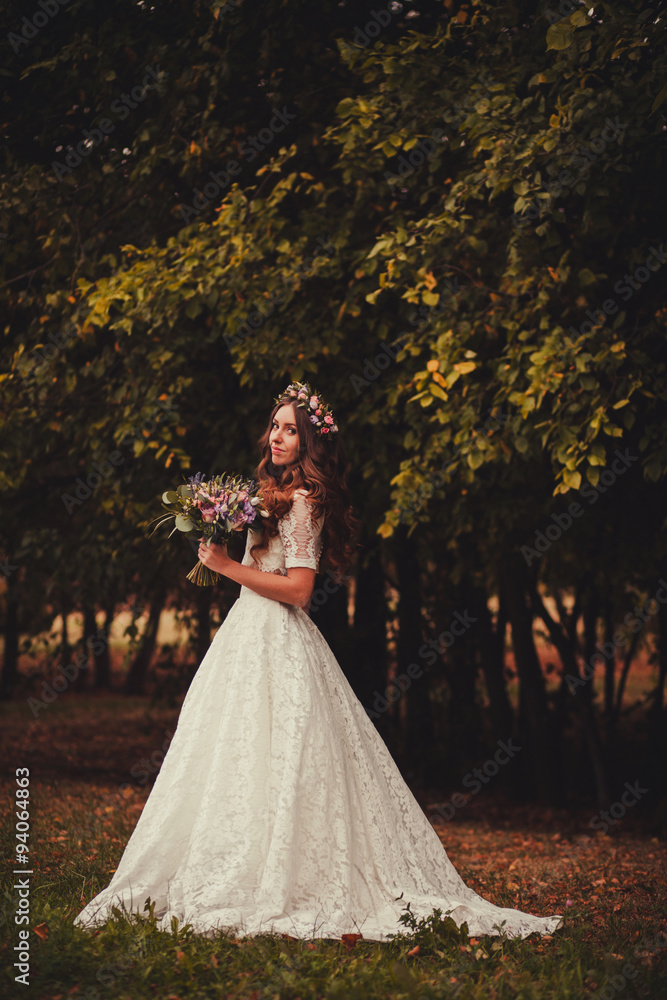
[279,489,323,571]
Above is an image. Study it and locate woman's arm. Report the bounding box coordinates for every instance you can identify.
[197,539,315,609]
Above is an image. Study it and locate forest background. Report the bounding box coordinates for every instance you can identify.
[1,0,666,828]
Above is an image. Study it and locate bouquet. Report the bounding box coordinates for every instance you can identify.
[151,471,268,586]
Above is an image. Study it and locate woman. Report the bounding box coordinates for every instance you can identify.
[74,380,564,942]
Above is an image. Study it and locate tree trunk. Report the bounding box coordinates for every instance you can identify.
[394,527,435,785]
[124,588,166,695]
[603,603,615,722]
[440,575,483,769]
[502,554,558,803]
[443,640,482,769]
[470,584,514,743]
[351,542,389,718]
[60,596,72,677]
[529,580,609,806]
[0,574,19,699]
[195,587,212,667]
[80,604,97,692]
[648,579,667,798]
[312,565,350,668]
[94,604,114,690]
[581,585,599,712]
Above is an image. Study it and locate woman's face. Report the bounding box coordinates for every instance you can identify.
[270,403,300,468]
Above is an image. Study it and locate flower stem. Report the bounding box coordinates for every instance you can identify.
[186,560,223,587]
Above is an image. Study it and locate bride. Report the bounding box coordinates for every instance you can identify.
[74,380,564,942]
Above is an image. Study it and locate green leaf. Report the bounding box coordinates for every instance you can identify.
[368,239,389,259]
[562,468,581,490]
[546,22,574,50]
[645,459,663,482]
[335,98,356,116]
[578,268,597,286]
[586,464,600,487]
[651,84,667,114]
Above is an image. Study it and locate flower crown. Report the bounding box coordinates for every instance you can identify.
[274,380,339,436]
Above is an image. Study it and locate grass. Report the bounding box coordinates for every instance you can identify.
[1,696,666,999]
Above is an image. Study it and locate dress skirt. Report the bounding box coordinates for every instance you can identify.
[74,586,564,941]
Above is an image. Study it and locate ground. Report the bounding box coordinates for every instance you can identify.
[1,694,665,998]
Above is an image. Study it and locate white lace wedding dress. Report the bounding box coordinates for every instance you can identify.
[74,488,563,942]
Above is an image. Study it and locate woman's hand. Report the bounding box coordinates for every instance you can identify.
[197,538,232,576]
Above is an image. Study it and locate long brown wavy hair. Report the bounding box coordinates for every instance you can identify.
[248,392,361,584]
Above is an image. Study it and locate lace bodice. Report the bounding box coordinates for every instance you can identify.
[241,487,324,580]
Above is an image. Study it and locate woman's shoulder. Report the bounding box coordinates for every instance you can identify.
[285,486,324,525]
[292,485,314,500]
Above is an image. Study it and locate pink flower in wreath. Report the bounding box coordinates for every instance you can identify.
[324,414,334,424]
[201,508,216,522]
[310,395,319,408]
